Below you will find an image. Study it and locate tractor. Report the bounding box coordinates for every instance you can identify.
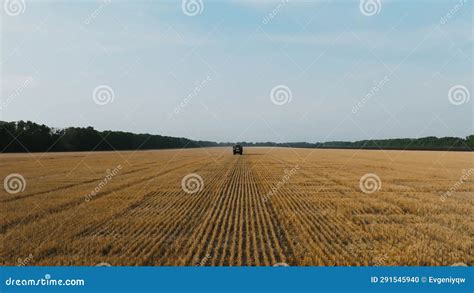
[233,144,243,155]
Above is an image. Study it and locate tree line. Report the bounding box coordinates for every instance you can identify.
[237,137,473,151]
[0,120,218,152]
[0,120,472,153]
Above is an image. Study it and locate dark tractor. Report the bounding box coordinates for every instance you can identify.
[233,144,243,155]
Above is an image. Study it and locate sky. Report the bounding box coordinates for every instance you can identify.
[1,0,472,143]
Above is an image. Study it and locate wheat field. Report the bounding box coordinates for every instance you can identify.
[1,147,472,266]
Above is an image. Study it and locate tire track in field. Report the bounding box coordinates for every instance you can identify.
[179,155,293,266]
[179,157,240,265]
[193,157,250,265]
[212,159,240,265]
[248,156,296,265]
[187,160,240,265]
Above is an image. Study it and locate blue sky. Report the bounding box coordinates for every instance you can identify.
[1,0,472,143]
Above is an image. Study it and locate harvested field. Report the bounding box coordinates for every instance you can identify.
[0,147,472,266]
